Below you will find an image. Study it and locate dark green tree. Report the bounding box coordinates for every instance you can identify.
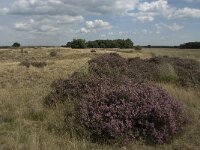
[70,39,87,49]
[12,42,20,47]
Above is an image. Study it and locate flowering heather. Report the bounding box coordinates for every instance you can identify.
[44,53,190,145]
[88,54,200,87]
[75,79,188,144]
[88,53,127,78]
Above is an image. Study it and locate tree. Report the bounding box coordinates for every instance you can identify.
[124,39,134,49]
[70,39,87,49]
[12,42,20,47]
[148,45,151,48]
[87,41,99,48]
[66,38,135,49]
[180,42,200,49]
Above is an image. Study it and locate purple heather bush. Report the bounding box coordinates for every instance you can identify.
[88,54,200,87]
[75,78,188,144]
[88,53,127,78]
[44,53,190,145]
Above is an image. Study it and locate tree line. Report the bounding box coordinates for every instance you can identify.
[66,39,134,49]
[180,42,200,49]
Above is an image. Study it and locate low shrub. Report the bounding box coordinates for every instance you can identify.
[148,56,200,87]
[19,59,31,68]
[88,54,200,87]
[88,53,127,78]
[126,57,159,83]
[91,49,96,53]
[50,51,57,57]
[45,73,188,144]
[44,53,190,145]
[31,61,47,68]
[156,63,178,83]
[134,46,142,51]
[20,60,47,68]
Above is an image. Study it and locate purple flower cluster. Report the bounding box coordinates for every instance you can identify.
[44,53,190,144]
[75,78,187,144]
[89,54,200,87]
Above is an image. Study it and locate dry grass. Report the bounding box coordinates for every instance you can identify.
[0,47,200,150]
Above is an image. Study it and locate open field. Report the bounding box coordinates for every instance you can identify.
[0,47,200,150]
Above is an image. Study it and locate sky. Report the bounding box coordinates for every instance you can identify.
[0,0,200,46]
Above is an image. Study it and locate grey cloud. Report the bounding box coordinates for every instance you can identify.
[4,0,138,16]
[14,15,84,33]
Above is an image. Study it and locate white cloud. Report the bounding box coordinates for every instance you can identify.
[80,27,91,33]
[0,8,9,15]
[136,0,200,20]
[129,12,158,22]
[138,0,169,12]
[166,23,184,31]
[86,20,112,29]
[14,15,84,33]
[155,23,184,32]
[80,20,112,34]
[4,0,138,16]
[173,8,200,18]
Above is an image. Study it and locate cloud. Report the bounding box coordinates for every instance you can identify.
[85,20,112,29]
[155,23,184,32]
[183,0,200,3]
[0,8,9,15]
[142,29,153,34]
[173,8,200,18]
[129,12,158,22]
[3,0,138,16]
[80,20,112,33]
[14,15,84,33]
[136,0,200,20]
[138,0,169,12]
[80,27,91,34]
[166,23,184,31]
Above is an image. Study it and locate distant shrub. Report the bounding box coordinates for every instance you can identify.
[31,61,47,68]
[20,59,31,68]
[20,60,47,68]
[91,49,96,53]
[24,51,28,54]
[134,46,142,51]
[50,51,57,57]
[12,42,20,48]
[20,48,28,54]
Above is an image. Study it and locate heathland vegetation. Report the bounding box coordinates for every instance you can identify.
[0,46,200,149]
